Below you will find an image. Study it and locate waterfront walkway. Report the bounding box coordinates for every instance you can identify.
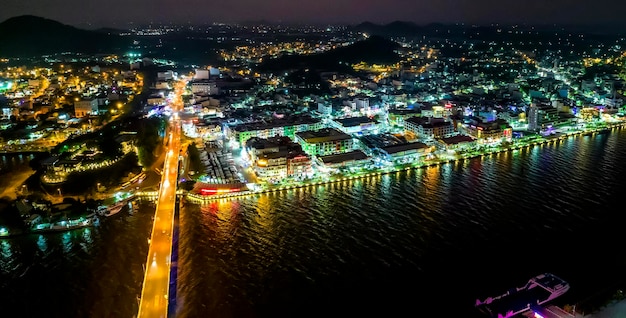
[187,123,626,203]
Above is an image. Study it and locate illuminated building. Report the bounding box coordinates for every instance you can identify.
[331,116,379,135]
[287,154,312,177]
[245,136,297,163]
[190,79,219,95]
[353,97,369,111]
[316,150,369,173]
[378,142,432,163]
[254,152,289,179]
[245,136,311,180]
[225,116,324,146]
[437,135,477,152]
[527,102,559,131]
[317,102,333,116]
[388,108,422,127]
[295,128,354,156]
[74,99,98,118]
[405,116,455,139]
[462,119,512,143]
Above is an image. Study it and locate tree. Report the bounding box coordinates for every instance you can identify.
[135,117,164,167]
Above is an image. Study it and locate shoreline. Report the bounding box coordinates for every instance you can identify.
[186,122,626,203]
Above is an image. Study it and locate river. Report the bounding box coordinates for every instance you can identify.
[2,130,626,317]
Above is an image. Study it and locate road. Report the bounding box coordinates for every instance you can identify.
[137,78,187,318]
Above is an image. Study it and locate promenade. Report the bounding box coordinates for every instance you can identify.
[187,123,626,203]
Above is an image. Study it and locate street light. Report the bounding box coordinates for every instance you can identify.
[57,188,62,197]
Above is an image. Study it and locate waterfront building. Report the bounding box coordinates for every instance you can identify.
[405,116,455,140]
[287,153,312,177]
[253,150,312,180]
[437,135,477,152]
[245,136,297,163]
[527,102,559,131]
[295,128,354,156]
[316,150,369,173]
[245,136,311,180]
[461,118,513,143]
[378,142,431,163]
[254,151,288,180]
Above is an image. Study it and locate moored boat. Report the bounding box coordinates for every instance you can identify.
[475,273,570,318]
[31,216,95,233]
[95,200,128,217]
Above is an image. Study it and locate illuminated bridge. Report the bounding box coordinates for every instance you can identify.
[137,80,186,318]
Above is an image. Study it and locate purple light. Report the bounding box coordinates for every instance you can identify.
[534,313,544,318]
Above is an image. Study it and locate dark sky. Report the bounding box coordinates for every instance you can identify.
[2,0,626,28]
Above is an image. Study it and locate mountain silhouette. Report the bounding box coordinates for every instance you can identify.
[257,35,401,72]
[0,15,130,57]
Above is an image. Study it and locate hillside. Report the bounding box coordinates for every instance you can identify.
[256,35,401,72]
[0,15,130,57]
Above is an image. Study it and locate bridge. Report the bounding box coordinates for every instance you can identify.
[137,79,186,318]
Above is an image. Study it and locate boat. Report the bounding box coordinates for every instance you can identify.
[475,273,570,318]
[31,216,95,233]
[95,200,128,217]
[100,201,126,217]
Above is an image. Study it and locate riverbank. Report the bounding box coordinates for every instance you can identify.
[186,122,626,203]
[0,196,132,238]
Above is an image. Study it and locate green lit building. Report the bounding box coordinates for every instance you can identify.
[225,116,324,146]
[295,128,354,156]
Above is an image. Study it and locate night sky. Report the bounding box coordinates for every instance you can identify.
[1,0,626,28]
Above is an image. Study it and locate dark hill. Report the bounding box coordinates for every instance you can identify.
[0,15,130,57]
[257,35,401,73]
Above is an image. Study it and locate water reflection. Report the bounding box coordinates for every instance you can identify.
[36,235,48,253]
[1,240,12,259]
[61,231,72,254]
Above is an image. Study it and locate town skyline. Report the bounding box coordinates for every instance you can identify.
[2,0,626,29]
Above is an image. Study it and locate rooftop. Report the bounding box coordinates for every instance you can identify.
[334,116,378,127]
[380,142,429,154]
[439,135,476,145]
[232,116,321,132]
[318,150,369,165]
[296,128,351,143]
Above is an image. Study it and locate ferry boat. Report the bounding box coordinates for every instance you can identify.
[31,216,95,233]
[475,273,570,318]
[97,201,127,217]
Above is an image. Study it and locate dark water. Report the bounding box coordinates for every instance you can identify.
[176,129,626,318]
[0,202,154,318]
[2,129,626,317]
